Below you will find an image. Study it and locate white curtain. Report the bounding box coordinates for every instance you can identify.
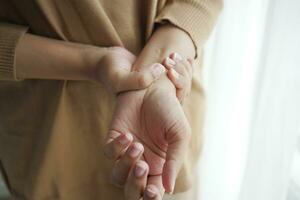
[199,0,300,200]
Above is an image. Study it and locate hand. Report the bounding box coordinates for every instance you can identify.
[104,76,191,199]
[162,53,194,104]
[88,47,166,94]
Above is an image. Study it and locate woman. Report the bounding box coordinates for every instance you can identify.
[0,0,222,199]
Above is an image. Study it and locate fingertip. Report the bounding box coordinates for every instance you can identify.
[150,63,166,79]
[145,185,159,199]
[169,52,183,61]
[163,57,176,70]
[128,142,144,158]
[118,132,133,145]
[134,160,149,178]
[103,132,133,160]
[162,161,176,194]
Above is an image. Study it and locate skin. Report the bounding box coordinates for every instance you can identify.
[104,53,194,200]
[107,80,191,198]
[16,34,165,94]
[15,24,195,200]
[104,25,195,199]
[163,52,194,104]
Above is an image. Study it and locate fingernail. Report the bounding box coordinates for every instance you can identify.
[170,68,179,79]
[151,64,166,78]
[166,57,176,66]
[146,187,157,198]
[172,53,183,61]
[129,143,142,158]
[118,133,132,145]
[134,163,146,177]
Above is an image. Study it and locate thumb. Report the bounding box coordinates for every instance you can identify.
[115,63,166,92]
[162,128,191,194]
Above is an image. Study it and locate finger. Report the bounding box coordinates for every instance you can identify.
[110,47,136,64]
[124,161,149,200]
[146,175,165,199]
[167,68,190,103]
[103,132,133,160]
[144,185,162,200]
[167,68,186,89]
[115,63,166,92]
[164,53,187,76]
[178,59,193,79]
[186,58,195,78]
[176,90,186,105]
[162,126,191,194]
[169,52,183,62]
[163,57,187,79]
[111,142,144,187]
[162,57,176,70]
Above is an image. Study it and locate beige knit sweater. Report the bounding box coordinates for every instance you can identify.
[0,0,222,199]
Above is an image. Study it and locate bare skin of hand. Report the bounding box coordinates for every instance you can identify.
[16,34,165,95]
[163,52,194,104]
[89,46,166,94]
[103,52,194,200]
[104,76,191,199]
[104,25,195,199]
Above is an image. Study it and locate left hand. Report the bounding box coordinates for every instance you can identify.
[88,46,166,94]
[162,52,194,104]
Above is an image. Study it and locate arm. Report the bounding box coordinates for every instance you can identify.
[15,33,105,81]
[0,22,165,93]
[0,22,98,81]
[128,0,224,195]
[134,24,195,72]
[133,24,195,96]
[0,22,107,82]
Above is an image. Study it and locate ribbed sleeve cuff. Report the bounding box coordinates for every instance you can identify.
[0,23,28,81]
[155,0,223,58]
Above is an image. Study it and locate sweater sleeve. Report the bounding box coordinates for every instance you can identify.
[0,22,28,81]
[155,0,223,58]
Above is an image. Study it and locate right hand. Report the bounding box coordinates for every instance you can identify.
[104,76,191,199]
[88,47,166,94]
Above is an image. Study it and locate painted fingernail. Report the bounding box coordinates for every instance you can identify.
[146,187,157,198]
[166,57,176,66]
[134,163,146,177]
[118,133,132,145]
[170,68,179,79]
[151,63,166,78]
[129,143,142,158]
[172,52,183,61]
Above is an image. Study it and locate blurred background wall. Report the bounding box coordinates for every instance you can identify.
[199,0,300,199]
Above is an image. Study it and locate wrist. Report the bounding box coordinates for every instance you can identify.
[149,75,177,97]
[82,45,110,83]
[134,25,195,71]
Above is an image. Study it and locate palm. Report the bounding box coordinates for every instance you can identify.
[109,81,191,191]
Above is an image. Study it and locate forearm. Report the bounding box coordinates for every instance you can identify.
[133,24,195,91]
[134,25,195,70]
[15,33,107,81]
